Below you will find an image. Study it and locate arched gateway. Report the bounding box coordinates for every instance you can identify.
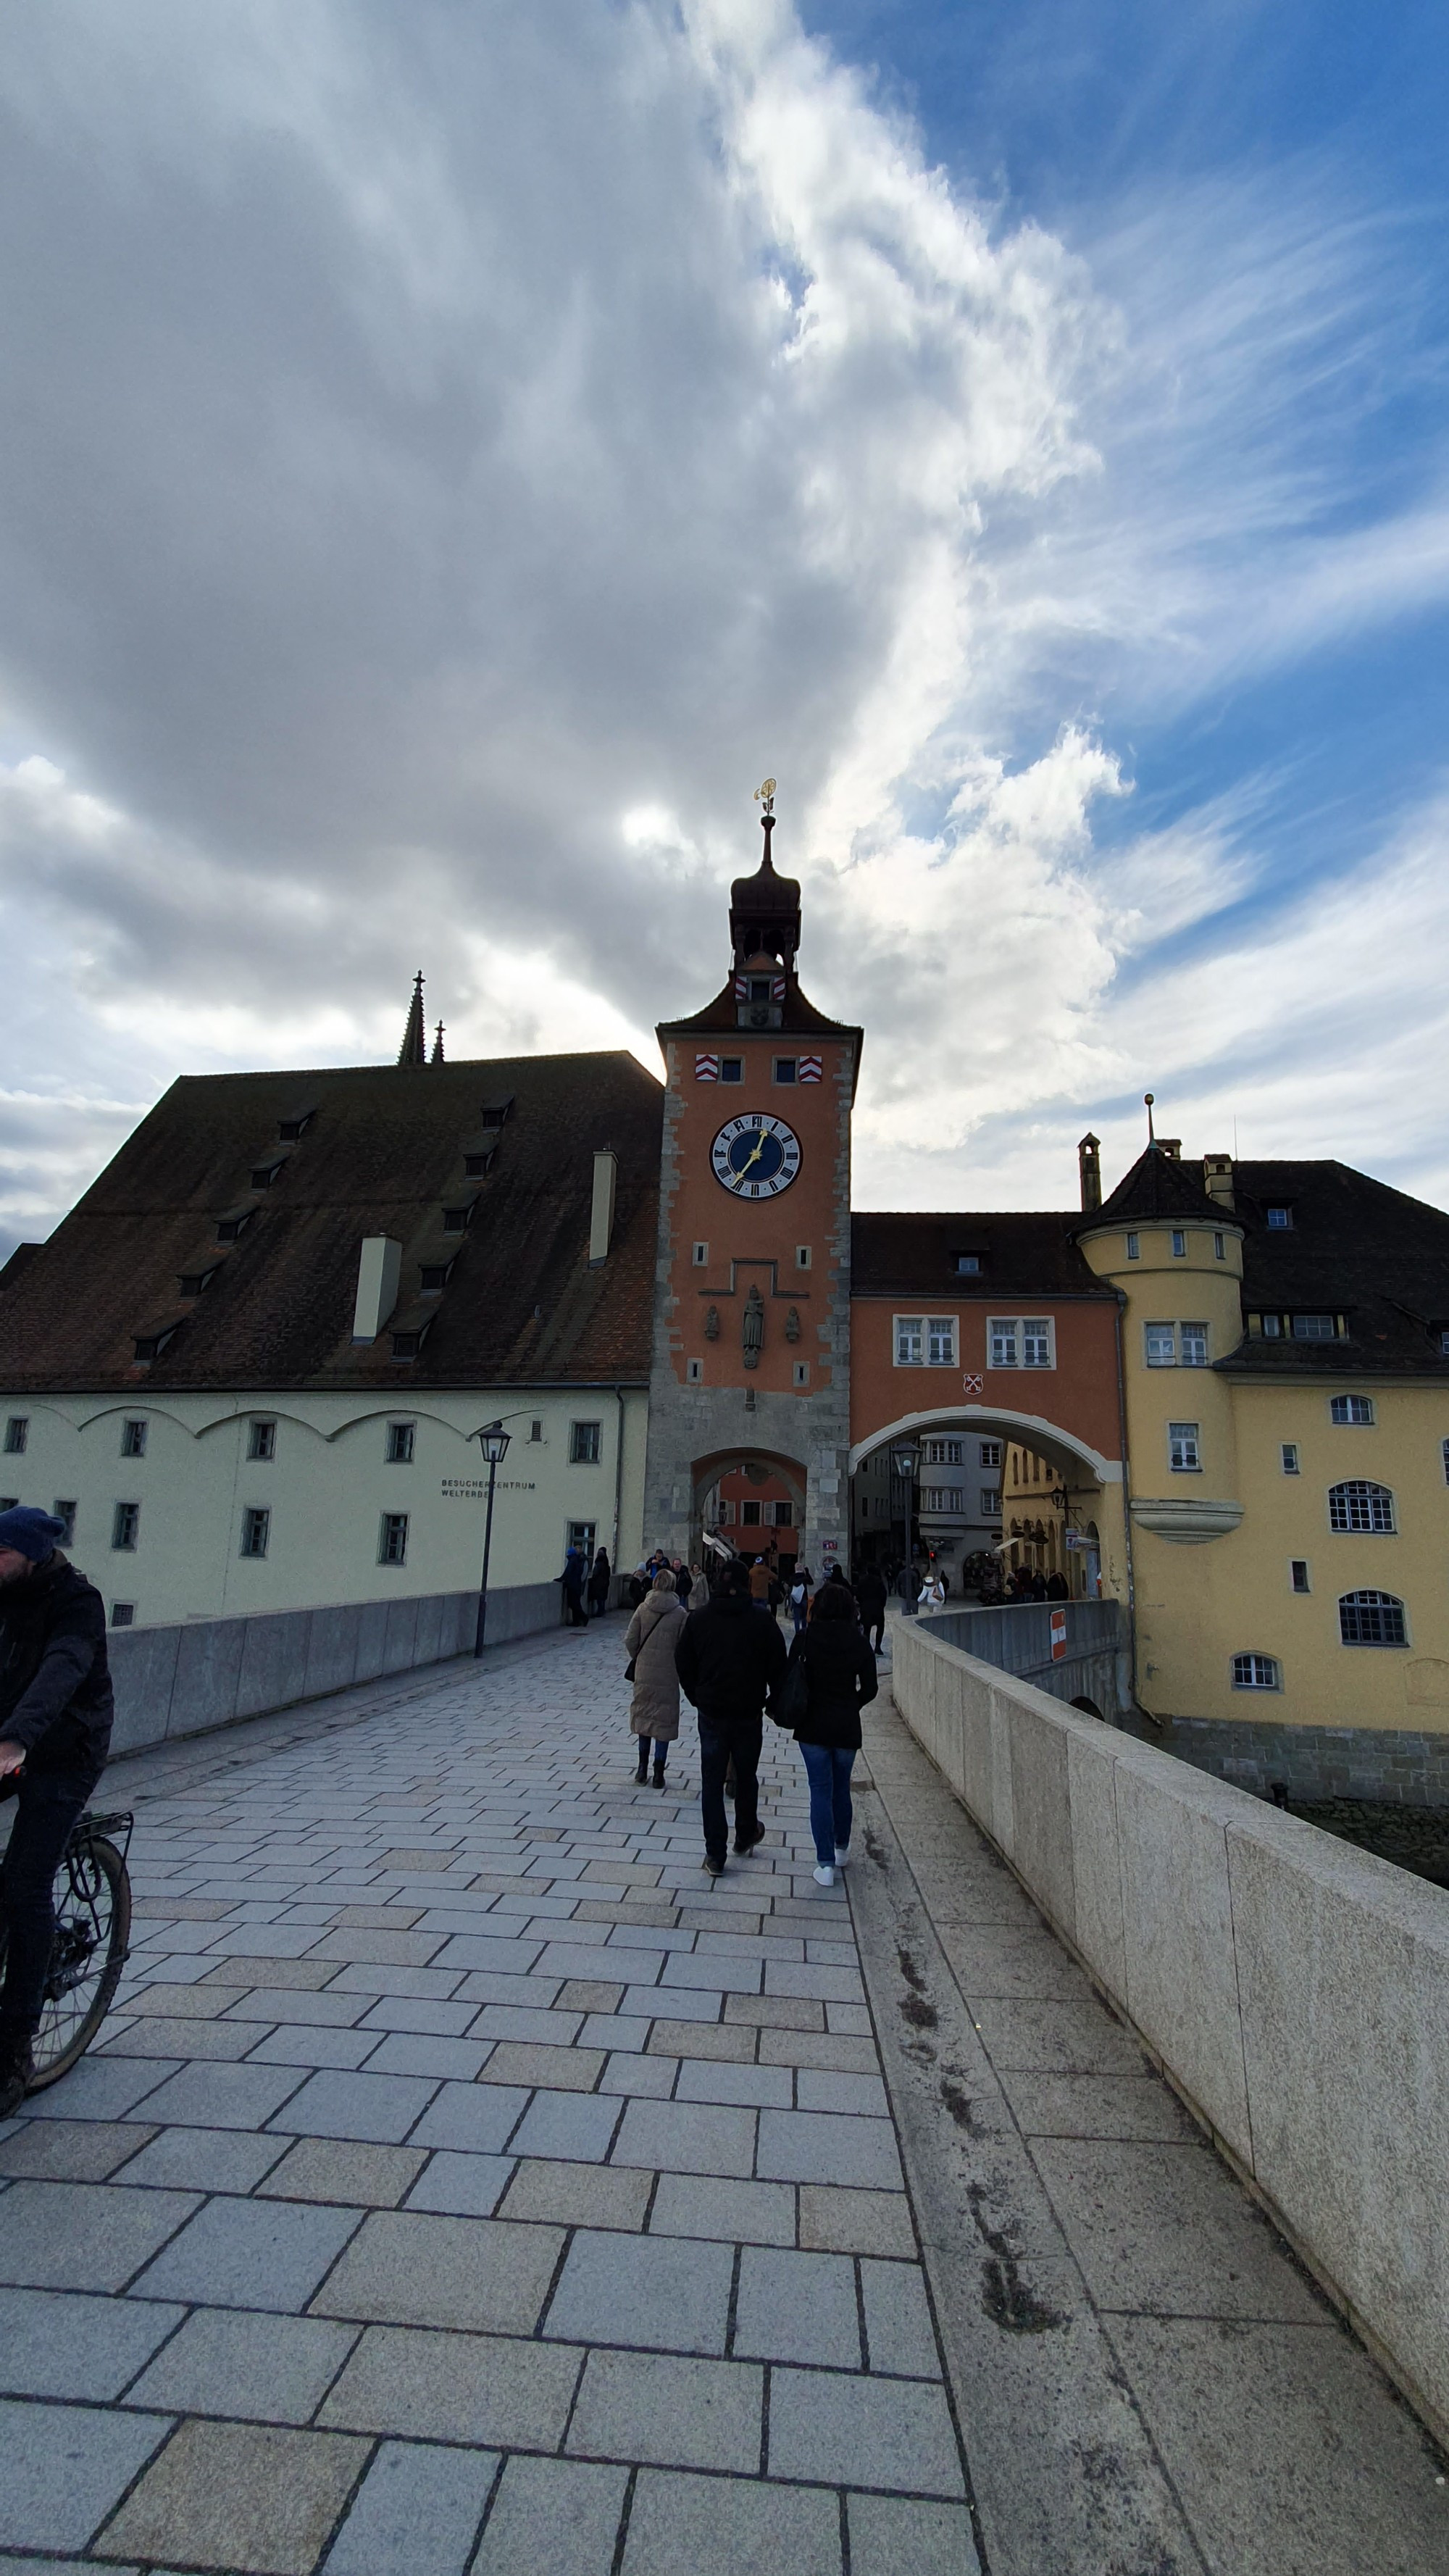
[641,796,1127,1598]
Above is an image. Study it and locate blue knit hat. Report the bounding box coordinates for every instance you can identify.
[0,1506,67,1562]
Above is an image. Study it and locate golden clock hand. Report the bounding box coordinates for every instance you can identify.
[740,1130,768,1172]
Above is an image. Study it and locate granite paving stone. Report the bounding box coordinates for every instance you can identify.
[129,2192,362,2312]
[102,2014,262,2062]
[497,2156,652,2231]
[403,2149,517,2215]
[99,2418,371,2575]
[565,2348,763,2474]
[0,2397,172,2556]
[674,2059,793,2107]
[769,2367,965,2497]
[129,2060,308,2131]
[258,2138,427,2207]
[0,2180,202,2291]
[610,2098,756,2179]
[266,2068,441,2143]
[21,2055,180,2122]
[0,2285,184,2401]
[846,2492,982,2575]
[406,2080,530,2153]
[319,2322,582,2447]
[109,2125,291,2193]
[648,2172,797,2246]
[733,2244,862,2367]
[545,2226,735,2354]
[0,2117,159,2181]
[758,2108,905,2191]
[508,2086,622,2163]
[621,2468,843,2576]
[245,2025,383,2070]
[860,2259,942,2377]
[310,2208,563,2333]
[124,2306,359,2424]
[322,2437,500,2576]
[479,2040,606,2091]
[471,2454,630,2576]
[798,2187,916,2258]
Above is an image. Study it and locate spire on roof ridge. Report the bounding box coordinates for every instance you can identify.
[430,1021,446,1066]
[397,971,427,1067]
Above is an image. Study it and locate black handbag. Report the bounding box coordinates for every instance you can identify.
[623,1654,638,1682]
[774,1651,811,1729]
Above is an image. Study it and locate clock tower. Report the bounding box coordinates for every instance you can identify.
[644,793,862,1574]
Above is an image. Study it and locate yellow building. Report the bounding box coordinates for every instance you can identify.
[1076,1142,1449,1793]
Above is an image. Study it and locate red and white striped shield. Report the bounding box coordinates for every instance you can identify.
[696,1054,719,1082]
[797,1054,823,1083]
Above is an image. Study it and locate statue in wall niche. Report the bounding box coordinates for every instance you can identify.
[742,1284,764,1369]
[703,1306,719,1340]
[785,1306,801,1342]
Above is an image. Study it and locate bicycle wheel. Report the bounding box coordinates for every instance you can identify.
[27,1830,132,2090]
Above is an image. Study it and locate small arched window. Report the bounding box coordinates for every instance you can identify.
[1338,1590,1407,1647]
[1232,1652,1280,1691]
[1327,1480,1395,1534]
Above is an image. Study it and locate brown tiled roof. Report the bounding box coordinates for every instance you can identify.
[852,1212,1114,1300]
[657,972,859,1041]
[0,1053,663,1393]
[1214,1159,1449,1377]
[1085,1144,1234,1232]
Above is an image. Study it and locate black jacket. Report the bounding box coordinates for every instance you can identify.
[0,1554,114,1773]
[675,1593,787,1726]
[854,1567,888,1617]
[785,1618,878,1750]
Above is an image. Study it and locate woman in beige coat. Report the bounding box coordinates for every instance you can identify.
[624,1567,687,1786]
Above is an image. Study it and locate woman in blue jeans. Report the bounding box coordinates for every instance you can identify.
[780,1583,878,1887]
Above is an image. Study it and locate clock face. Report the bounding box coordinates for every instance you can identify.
[711,1113,801,1199]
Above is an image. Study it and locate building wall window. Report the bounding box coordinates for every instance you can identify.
[990,1317,1055,1370]
[1168,1422,1200,1472]
[3,1417,28,1455]
[1266,1206,1293,1229]
[795,1245,811,1270]
[922,1438,962,1464]
[954,1253,981,1274]
[920,1485,963,1512]
[1339,1589,1407,1647]
[386,1422,415,1463]
[570,1420,603,1464]
[241,1506,270,1559]
[1232,1652,1281,1691]
[1171,1230,1187,1258]
[1125,1233,1140,1260]
[110,1602,135,1627]
[979,1441,1002,1468]
[1292,1314,1337,1341]
[773,1057,797,1084]
[1179,1322,1208,1367]
[1145,1323,1177,1367]
[1329,1395,1374,1425]
[248,1420,276,1461]
[567,1519,597,1555]
[1328,1480,1395,1534]
[1281,1443,1300,1475]
[692,1241,709,1267]
[792,1361,809,1386]
[54,1501,77,1546]
[741,1499,761,1525]
[719,1058,743,1083]
[529,1420,543,1442]
[895,1317,924,1364]
[121,1419,148,1457]
[687,1359,703,1383]
[112,1502,140,1551]
[1214,1232,1226,1260]
[773,1501,793,1527]
[927,1317,958,1366]
[378,1512,409,1567]
[1290,1559,1311,1593]
[1442,1436,1449,1487]
[981,1485,1002,1515]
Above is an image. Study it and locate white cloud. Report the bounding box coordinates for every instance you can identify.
[0,1,1445,1257]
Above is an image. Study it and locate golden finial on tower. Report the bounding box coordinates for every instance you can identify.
[753,778,776,815]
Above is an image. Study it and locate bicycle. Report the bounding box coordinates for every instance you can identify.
[0,1778,133,2091]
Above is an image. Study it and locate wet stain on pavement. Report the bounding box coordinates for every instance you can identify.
[969,2181,1069,2335]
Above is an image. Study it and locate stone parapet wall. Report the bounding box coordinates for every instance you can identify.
[107,1580,565,1758]
[1158,1712,1449,1807]
[890,1614,1449,2446]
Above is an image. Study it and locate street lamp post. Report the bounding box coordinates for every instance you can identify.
[472,1422,511,1658]
[890,1443,917,1598]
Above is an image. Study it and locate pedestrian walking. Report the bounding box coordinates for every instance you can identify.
[560,1545,589,1627]
[778,1582,877,1887]
[672,1556,693,1605]
[622,1569,686,1787]
[788,1567,810,1636]
[675,1558,786,1877]
[854,1560,888,1655]
[688,1562,710,1609]
[0,1506,114,2118]
[917,1570,945,1612]
[748,1555,772,1605]
[587,1548,611,1617]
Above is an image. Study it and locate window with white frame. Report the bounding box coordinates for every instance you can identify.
[922,1438,962,1465]
[1329,1395,1374,1426]
[1232,1652,1280,1691]
[1266,1205,1293,1229]
[1328,1480,1395,1534]
[1179,1322,1208,1367]
[248,1420,276,1461]
[1022,1319,1051,1367]
[1168,1422,1200,1472]
[1281,1443,1300,1475]
[1145,1323,1177,1367]
[570,1420,603,1464]
[112,1502,140,1551]
[1292,1314,1336,1341]
[894,1316,924,1365]
[1214,1232,1226,1261]
[1171,1230,1186,1258]
[927,1317,958,1365]
[741,1499,761,1525]
[692,1242,709,1267]
[378,1512,409,1567]
[385,1422,414,1463]
[981,1485,1001,1516]
[121,1420,148,1459]
[979,1441,1001,1468]
[989,1317,1018,1368]
[110,1602,135,1628]
[687,1359,703,1383]
[773,1501,793,1527]
[920,1486,964,1513]
[1125,1232,1140,1260]
[1290,1559,1311,1593]
[3,1417,28,1455]
[240,1507,270,1559]
[1339,1589,1406,1647]
[990,1317,1054,1370]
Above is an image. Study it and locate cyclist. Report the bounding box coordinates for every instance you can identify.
[0,1506,114,2117]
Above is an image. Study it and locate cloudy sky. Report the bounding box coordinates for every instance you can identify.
[2,0,1448,1257]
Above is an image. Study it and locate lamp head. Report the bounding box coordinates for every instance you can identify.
[477,1422,511,1466]
[891,1444,916,1477]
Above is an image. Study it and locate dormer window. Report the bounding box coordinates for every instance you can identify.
[953,1252,983,1275]
[178,1264,220,1298]
[480,1096,514,1129]
[441,1201,476,1235]
[133,1325,179,1362]
[391,1325,430,1361]
[1266,1206,1293,1229]
[251,1157,288,1189]
[277,1109,315,1141]
[216,1206,256,1243]
[463,1149,495,1179]
[419,1262,454,1293]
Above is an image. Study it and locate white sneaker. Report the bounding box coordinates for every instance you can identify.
[834,1846,851,1867]
[812,1864,835,1888]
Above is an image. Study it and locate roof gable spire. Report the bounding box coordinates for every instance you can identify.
[397,972,426,1067]
[430,1021,446,1066]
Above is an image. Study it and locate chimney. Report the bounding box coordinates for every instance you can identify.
[588,1151,617,1266]
[1077,1134,1101,1213]
[352,1236,401,1343]
[1203,1153,1235,1209]
[1157,1138,1182,1161]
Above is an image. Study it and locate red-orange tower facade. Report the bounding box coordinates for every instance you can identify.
[643,804,862,1569]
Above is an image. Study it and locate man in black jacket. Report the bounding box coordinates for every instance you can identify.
[0,1507,114,2114]
[675,1559,787,1877]
[854,1562,889,1656]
